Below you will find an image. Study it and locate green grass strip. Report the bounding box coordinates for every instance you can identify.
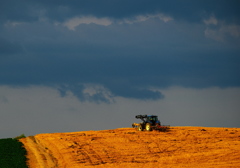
[0,138,28,168]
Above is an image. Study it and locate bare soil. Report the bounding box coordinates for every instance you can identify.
[20,127,240,168]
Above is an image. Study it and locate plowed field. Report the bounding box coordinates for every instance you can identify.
[20,127,240,168]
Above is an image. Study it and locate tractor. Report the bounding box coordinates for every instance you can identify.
[132,115,169,131]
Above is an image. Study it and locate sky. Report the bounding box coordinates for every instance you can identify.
[1,0,240,138]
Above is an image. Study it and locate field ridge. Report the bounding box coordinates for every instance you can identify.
[20,127,240,168]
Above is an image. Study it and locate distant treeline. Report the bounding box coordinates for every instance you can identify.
[0,137,28,168]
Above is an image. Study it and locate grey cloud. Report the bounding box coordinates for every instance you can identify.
[1,0,240,24]
[106,85,164,100]
[57,83,164,103]
[1,86,240,138]
[0,1,240,101]
[57,84,115,103]
[1,0,240,139]
[0,38,23,55]
[0,1,40,23]
[1,48,239,101]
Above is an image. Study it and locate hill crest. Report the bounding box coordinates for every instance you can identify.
[20,127,240,168]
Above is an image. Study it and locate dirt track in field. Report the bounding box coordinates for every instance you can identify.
[20,127,240,168]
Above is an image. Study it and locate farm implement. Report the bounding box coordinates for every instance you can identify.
[132,115,170,132]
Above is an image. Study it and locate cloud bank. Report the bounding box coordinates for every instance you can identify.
[0,1,240,138]
[1,85,239,138]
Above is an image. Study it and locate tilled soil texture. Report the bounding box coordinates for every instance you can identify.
[20,127,240,168]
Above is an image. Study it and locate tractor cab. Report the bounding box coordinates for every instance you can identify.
[146,115,161,125]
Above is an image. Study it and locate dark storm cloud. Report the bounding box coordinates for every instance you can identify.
[1,46,239,101]
[0,38,23,55]
[1,0,240,101]
[1,0,240,23]
[0,1,39,23]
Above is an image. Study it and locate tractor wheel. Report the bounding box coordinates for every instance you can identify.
[145,123,152,131]
[138,124,143,131]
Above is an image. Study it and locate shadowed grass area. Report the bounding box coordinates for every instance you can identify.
[0,137,28,168]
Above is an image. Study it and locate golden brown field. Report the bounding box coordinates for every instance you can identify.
[20,127,240,168]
